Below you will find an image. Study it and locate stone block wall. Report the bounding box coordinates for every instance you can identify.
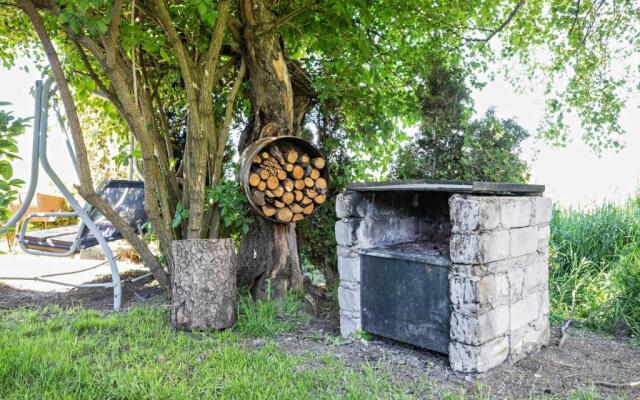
[336,190,552,373]
[335,190,450,336]
[448,194,552,373]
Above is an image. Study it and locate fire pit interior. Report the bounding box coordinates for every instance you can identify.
[336,180,552,373]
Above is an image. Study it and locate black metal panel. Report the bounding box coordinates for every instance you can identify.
[361,253,450,354]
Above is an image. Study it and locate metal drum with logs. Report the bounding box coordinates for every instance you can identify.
[238,136,329,224]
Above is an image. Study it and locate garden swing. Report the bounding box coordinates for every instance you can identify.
[0,78,149,310]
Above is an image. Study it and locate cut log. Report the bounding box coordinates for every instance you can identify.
[262,205,276,217]
[290,203,304,214]
[284,179,294,192]
[312,157,325,169]
[277,170,287,180]
[265,189,276,198]
[285,148,299,163]
[301,196,312,205]
[251,189,266,206]
[171,239,236,331]
[314,194,326,205]
[249,173,261,187]
[274,200,285,208]
[294,190,304,202]
[304,177,314,188]
[266,175,279,190]
[292,165,304,179]
[292,213,304,222]
[261,151,270,160]
[306,189,318,199]
[285,163,294,173]
[272,185,284,197]
[302,203,314,215]
[258,169,270,180]
[257,181,266,191]
[276,207,293,222]
[252,155,262,164]
[294,179,305,190]
[282,192,295,205]
[315,177,327,190]
[309,169,320,180]
[299,154,310,166]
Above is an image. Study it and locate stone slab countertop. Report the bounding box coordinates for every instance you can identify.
[347,179,544,196]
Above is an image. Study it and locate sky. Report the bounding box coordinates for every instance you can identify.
[2,58,639,209]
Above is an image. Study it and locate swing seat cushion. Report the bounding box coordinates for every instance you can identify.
[19,180,146,253]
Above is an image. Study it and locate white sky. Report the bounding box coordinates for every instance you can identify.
[2,58,639,208]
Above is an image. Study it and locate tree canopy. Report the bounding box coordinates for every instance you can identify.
[0,0,637,294]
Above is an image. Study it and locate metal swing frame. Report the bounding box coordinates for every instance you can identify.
[1,78,148,310]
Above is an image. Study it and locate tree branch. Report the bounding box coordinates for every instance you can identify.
[148,0,198,108]
[212,58,246,185]
[18,0,170,291]
[465,0,526,43]
[276,0,317,28]
[200,0,231,96]
[105,0,123,63]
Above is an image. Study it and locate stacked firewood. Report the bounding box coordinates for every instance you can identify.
[247,144,327,222]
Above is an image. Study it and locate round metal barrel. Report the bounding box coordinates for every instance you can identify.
[238,136,329,223]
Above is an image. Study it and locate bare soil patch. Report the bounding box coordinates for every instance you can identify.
[1,280,637,399]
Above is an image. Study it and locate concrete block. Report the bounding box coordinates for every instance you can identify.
[510,292,540,330]
[449,195,480,231]
[335,219,359,247]
[510,227,539,257]
[478,274,510,306]
[449,336,510,373]
[337,255,360,283]
[507,267,525,301]
[339,310,362,337]
[338,282,360,313]
[450,230,510,264]
[534,197,553,225]
[500,198,532,228]
[450,304,510,345]
[538,224,551,254]
[480,230,510,263]
[510,316,550,361]
[449,195,501,232]
[449,276,478,306]
[450,233,480,264]
[336,191,369,218]
[523,262,548,294]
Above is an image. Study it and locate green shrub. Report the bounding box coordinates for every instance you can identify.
[0,102,28,228]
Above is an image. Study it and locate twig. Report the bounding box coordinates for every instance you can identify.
[559,287,577,348]
[594,380,640,388]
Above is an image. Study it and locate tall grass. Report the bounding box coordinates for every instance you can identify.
[549,193,640,335]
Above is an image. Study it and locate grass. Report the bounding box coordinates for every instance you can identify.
[0,295,415,400]
[549,193,640,336]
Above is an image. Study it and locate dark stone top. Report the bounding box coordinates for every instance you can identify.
[347,179,544,196]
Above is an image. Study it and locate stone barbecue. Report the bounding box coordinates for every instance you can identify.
[335,180,552,373]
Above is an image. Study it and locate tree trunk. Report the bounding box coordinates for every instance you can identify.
[237,0,304,299]
[171,239,236,330]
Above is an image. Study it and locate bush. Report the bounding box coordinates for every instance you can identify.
[549,194,640,335]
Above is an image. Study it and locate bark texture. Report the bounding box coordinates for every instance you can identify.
[171,239,236,330]
[237,0,306,299]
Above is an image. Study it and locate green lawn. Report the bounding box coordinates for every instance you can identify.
[0,294,618,400]
[0,296,429,400]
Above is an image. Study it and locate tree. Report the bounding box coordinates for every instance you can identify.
[392,61,529,183]
[0,0,636,298]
